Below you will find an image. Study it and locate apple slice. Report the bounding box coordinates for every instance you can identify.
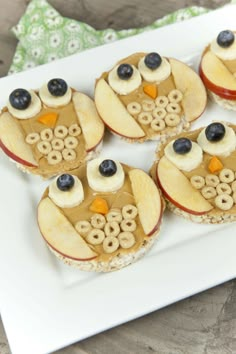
[0,112,38,167]
[199,50,236,99]
[129,168,163,236]
[169,58,207,122]
[95,79,145,139]
[72,92,105,152]
[156,156,213,215]
[38,197,98,261]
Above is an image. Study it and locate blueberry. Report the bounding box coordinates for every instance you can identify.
[56,174,75,191]
[144,52,162,70]
[47,78,68,97]
[9,89,31,110]
[99,160,117,177]
[117,64,133,80]
[205,122,225,142]
[173,138,192,155]
[217,30,235,48]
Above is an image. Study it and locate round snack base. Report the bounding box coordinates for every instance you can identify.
[199,30,236,111]
[37,159,165,272]
[151,122,236,224]
[48,229,159,272]
[208,90,236,111]
[166,199,236,224]
[0,82,105,178]
[95,52,206,143]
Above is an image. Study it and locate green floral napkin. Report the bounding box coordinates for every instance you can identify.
[9,0,210,75]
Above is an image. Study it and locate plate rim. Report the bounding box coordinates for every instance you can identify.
[1,4,236,354]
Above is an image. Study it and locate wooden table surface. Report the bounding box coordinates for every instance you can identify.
[0,1,235,353]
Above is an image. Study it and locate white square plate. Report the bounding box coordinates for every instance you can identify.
[1,5,236,354]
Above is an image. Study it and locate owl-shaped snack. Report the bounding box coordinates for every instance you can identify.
[37,158,164,272]
[95,52,207,143]
[200,30,236,110]
[151,121,236,223]
[0,78,104,178]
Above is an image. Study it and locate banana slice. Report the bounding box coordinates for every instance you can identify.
[87,158,125,192]
[138,56,171,83]
[164,141,203,172]
[49,174,84,208]
[197,124,236,157]
[108,65,141,95]
[211,37,236,60]
[39,83,72,108]
[7,90,42,119]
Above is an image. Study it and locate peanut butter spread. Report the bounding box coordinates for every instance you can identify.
[3,98,87,178]
[42,164,156,262]
[153,125,236,215]
[100,52,184,139]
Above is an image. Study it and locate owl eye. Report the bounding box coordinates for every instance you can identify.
[9,89,31,109]
[144,52,162,70]
[99,159,117,177]
[210,30,236,60]
[7,88,42,119]
[217,30,235,48]
[39,78,72,108]
[117,64,134,80]
[164,137,203,172]
[138,52,171,83]
[47,78,68,97]
[48,174,84,208]
[173,138,192,154]
[87,158,125,192]
[205,122,225,142]
[197,122,236,157]
[108,64,142,95]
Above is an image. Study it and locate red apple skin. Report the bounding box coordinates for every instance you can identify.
[45,241,98,262]
[85,133,104,153]
[146,198,164,237]
[155,166,212,216]
[199,60,236,100]
[103,121,145,141]
[0,139,37,168]
[37,218,98,262]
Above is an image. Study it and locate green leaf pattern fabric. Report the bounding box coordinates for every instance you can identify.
[9,0,211,74]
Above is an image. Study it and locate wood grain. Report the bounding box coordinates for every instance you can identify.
[53,280,236,354]
[0,1,235,354]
